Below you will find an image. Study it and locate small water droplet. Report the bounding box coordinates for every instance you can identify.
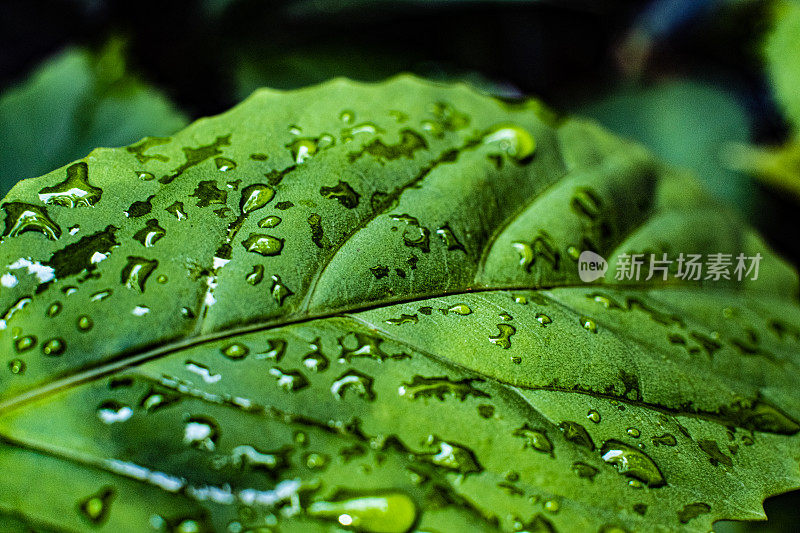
[580,316,598,333]
[77,315,93,331]
[15,335,36,352]
[221,343,249,360]
[136,170,155,181]
[442,303,472,316]
[42,338,66,356]
[78,488,114,524]
[97,401,133,424]
[46,302,62,317]
[269,367,309,391]
[166,201,188,220]
[184,416,220,451]
[133,219,166,248]
[514,424,553,454]
[270,274,292,305]
[8,358,25,374]
[120,256,158,292]
[482,124,536,162]
[258,215,282,228]
[489,324,516,349]
[626,427,641,438]
[214,157,237,172]
[587,409,601,423]
[246,265,264,285]
[543,499,560,513]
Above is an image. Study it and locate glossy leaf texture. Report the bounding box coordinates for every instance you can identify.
[1,76,800,533]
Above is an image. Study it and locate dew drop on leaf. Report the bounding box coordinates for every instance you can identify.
[221,343,249,360]
[41,338,66,356]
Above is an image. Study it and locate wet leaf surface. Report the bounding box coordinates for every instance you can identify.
[1,76,799,532]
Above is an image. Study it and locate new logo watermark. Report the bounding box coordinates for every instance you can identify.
[578,251,608,282]
[576,252,762,282]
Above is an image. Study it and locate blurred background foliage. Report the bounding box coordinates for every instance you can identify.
[0,1,798,530]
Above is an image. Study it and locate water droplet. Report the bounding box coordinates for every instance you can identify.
[38,162,102,207]
[246,265,264,285]
[125,195,154,218]
[77,315,93,331]
[482,124,536,162]
[339,110,355,124]
[651,433,677,447]
[221,343,249,360]
[626,427,641,438]
[424,436,482,474]
[341,122,382,142]
[184,416,220,451]
[386,313,418,325]
[133,219,166,248]
[398,376,488,401]
[97,401,133,424]
[270,274,292,305]
[302,338,329,372]
[535,313,552,326]
[600,440,665,487]
[191,180,227,208]
[46,302,62,317]
[42,338,66,356]
[331,370,374,400]
[587,409,601,423]
[214,157,237,171]
[320,180,360,209]
[240,184,274,214]
[256,339,286,361]
[349,129,426,163]
[242,233,283,256]
[304,451,329,469]
[131,305,150,316]
[166,201,188,220]
[136,170,155,181]
[157,274,168,284]
[120,256,158,292]
[186,361,221,384]
[338,332,408,362]
[514,424,553,454]
[572,462,599,480]
[441,303,472,316]
[1,202,61,240]
[580,316,598,333]
[78,488,114,524]
[678,503,711,524]
[307,493,417,533]
[269,367,309,391]
[90,290,111,302]
[543,499,560,513]
[5,356,26,376]
[558,421,595,450]
[489,324,516,349]
[258,215,282,228]
[15,335,36,353]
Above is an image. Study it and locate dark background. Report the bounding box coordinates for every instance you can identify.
[0,1,798,529]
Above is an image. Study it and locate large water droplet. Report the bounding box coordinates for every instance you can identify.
[242,233,283,256]
[240,184,274,214]
[307,493,417,533]
[600,440,665,487]
[221,343,249,360]
[42,338,66,356]
[482,124,536,162]
[489,324,516,349]
[269,367,309,391]
[1,202,61,240]
[38,162,102,208]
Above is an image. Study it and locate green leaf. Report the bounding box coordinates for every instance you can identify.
[764,0,800,133]
[0,40,188,198]
[1,76,799,532]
